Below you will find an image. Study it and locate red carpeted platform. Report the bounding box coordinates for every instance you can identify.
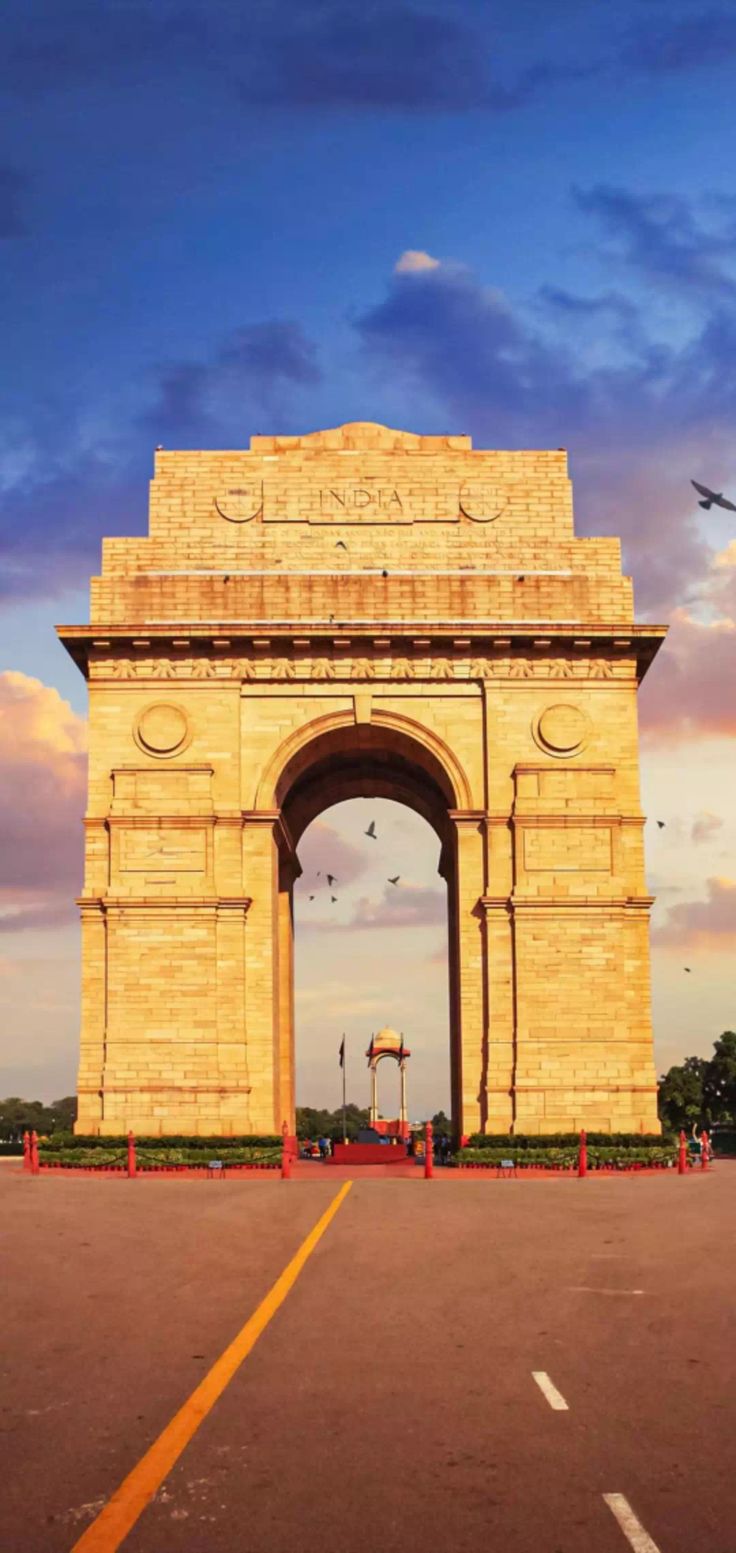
[327,1142,408,1165]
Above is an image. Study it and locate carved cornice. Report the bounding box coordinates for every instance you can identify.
[59,622,666,684]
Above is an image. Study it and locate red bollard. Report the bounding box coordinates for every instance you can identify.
[127,1131,137,1178]
[678,1130,687,1174]
[30,1130,40,1176]
[700,1130,710,1171]
[22,1130,31,1173]
[578,1129,587,1178]
[281,1120,291,1180]
[424,1120,434,1179]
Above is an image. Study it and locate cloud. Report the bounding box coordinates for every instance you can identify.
[652,876,736,949]
[0,318,320,601]
[350,882,446,929]
[621,9,736,77]
[639,610,736,741]
[574,185,736,304]
[142,320,321,440]
[296,819,368,890]
[0,451,144,602]
[395,250,440,274]
[691,812,724,845]
[354,237,723,615]
[1,1,590,114]
[0,671,86,926]
[0,163,28,237]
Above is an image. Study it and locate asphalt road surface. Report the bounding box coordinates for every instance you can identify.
[1,1166,733,1553]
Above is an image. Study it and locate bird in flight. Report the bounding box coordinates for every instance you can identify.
[388,876,400,885]
[308,895,315,901]
[691,480,736,512]
[335,540,348,550]
[326,873,337,887]
[684,966,692,973]
[331,895,338,903]
[656,821,666,829]
[365,821,377,839]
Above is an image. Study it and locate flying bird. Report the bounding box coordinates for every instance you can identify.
[684,966,692,973]
[326,873,337,887]
[365,821,377,839]
[331,895,338,903]
[691,479,736,512]
[388,876,400,885]
[308,895,315,901]
[656,821,666,829]
[335,540,348,550]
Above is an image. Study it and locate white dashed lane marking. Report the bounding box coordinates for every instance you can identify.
[531,1371,569,1411]
[604,1492,662,1552]
[568,1286,645,1295]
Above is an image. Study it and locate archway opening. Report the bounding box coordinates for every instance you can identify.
[269,719,467,1139]
[292,798,450,1134]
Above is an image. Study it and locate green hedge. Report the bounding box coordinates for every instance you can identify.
[40,1132,281,1153]
[40,1143,281,1167]
[456,1143,675,1168]
[465,1132,674,1150]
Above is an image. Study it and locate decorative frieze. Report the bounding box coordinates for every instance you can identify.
[89,653,626,682]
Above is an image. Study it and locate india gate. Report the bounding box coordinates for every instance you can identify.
[59,422,665,1138]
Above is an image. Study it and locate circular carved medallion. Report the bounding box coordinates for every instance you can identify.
[534,703,590,756]
[214,485,263,523]
[134,703,190,757]
[458,482,506,522]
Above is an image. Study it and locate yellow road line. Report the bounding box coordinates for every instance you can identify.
[72,1180,353,1553]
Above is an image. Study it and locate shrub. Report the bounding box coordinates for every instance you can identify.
[40,1132,281,1153]
[39,1143,281,1168]
[455,1142,676,1169]
[465,1131,675,1150]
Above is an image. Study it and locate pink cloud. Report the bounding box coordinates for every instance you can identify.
[295,819,368,891]
[652,876,736,949]
[350,883,447,930]
[639,609,736,743]
[691,812,724,845]
[0,671,87,923]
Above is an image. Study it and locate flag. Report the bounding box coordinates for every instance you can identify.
[398,1035,404,1061]
[338,1036,345,1069]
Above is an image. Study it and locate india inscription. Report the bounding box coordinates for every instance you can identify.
[60,421,666,1139]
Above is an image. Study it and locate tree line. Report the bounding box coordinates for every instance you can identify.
[0,1096,77,1142]
[657,1031,736,1133]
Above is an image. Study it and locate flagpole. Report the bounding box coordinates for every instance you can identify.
[342,1034,347,1143]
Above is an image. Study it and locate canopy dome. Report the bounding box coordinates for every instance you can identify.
[374,1026,402,1049]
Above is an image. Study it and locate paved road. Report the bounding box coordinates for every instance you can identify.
[1,1167,733,1552]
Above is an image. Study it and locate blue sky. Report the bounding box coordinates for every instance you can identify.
[1,0,735,1106]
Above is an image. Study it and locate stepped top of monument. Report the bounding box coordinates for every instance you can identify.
[249,421,475,452]
[56,420,667,675]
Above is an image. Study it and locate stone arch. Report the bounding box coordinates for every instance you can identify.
[257,707,473,842]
